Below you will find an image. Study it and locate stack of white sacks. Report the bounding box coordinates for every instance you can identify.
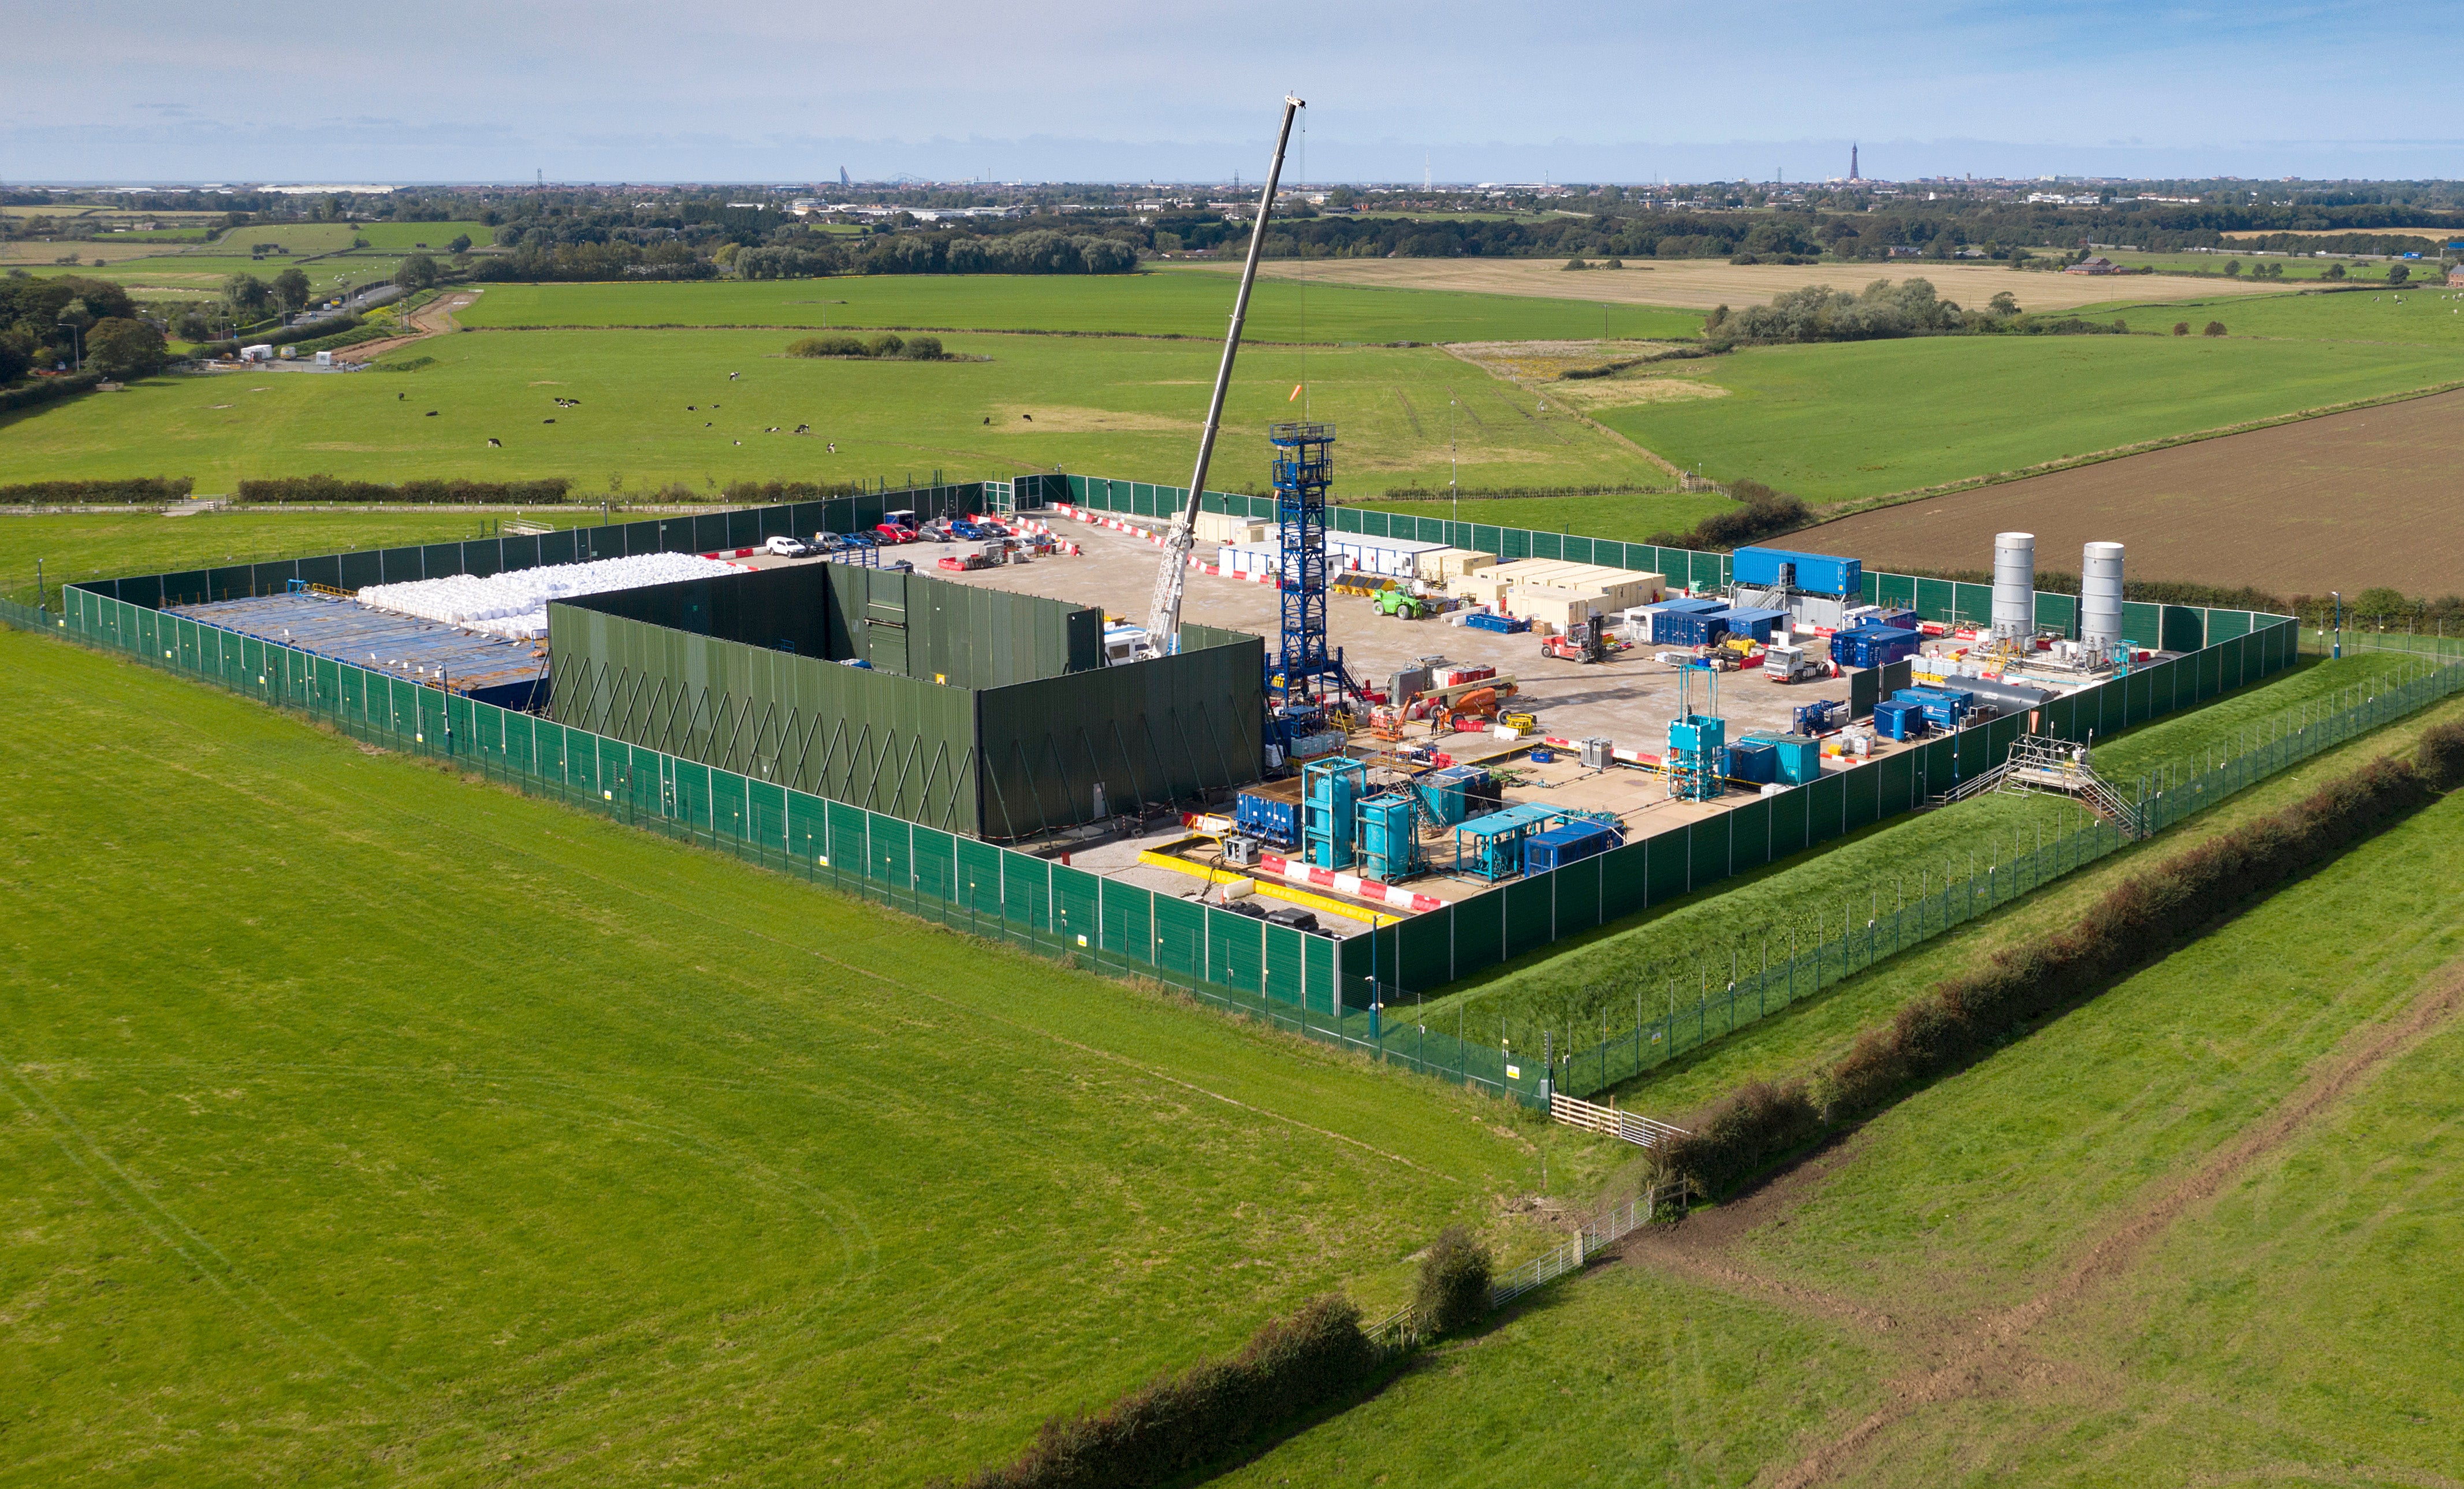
[355,553,743,641]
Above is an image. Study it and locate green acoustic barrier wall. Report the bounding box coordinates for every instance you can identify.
[549,556,1250,839]
[974,623,1265,839]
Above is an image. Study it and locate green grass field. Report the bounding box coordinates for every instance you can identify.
[353,221,492,251]
[456,271,1707,344]
[0,509,601,608]
[1415,652,2424,1068]
[1229,696,2464,1485]
[2087,282,2464,345]
[1346,490,1732,539]
[0,628,1618,1487]
[1594,328,2464,504]
[0,327,1658,494]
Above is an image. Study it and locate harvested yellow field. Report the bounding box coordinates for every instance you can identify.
[1441,340,1728,411]
[1215,257,2297,314]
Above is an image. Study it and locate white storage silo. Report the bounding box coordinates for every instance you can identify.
[2081,541,2126,652]
[1992,532,2035,640]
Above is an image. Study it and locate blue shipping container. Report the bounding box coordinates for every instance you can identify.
[1522,820,1620,876]
[1746,732,1823,785]
[1728,740,1778,784]
[1721,606,1788,644]
[1656,609,1733,647]
[1833,624,1925,669]
[1732,546,1863,598]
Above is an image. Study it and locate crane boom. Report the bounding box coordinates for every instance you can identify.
[1143,93,1304,654]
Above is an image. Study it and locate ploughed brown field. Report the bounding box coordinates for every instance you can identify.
[1798,389,2464,598]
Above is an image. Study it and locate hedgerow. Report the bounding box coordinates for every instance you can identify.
[950,1295,1379,1489]
[234,475,572,505]
[1662,720,2464,1194]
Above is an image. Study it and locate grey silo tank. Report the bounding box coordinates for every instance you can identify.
[2082,542,2126,650]
[1992,532,2035,639]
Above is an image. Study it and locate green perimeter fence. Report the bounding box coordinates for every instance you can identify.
[8,588,1542,1106]
[18,470,2321,1112]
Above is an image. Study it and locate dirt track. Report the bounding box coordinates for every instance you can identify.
[1798,388,2464,597]
[1201,257,2295,315]
[333,289,479,364]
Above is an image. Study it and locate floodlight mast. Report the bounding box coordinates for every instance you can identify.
[1144,93,1304,654]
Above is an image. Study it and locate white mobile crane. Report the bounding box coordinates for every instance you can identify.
[1141,94,1305,656]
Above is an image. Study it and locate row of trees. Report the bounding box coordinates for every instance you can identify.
[0,274,166,382]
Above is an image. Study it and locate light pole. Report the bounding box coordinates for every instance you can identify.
[2331,591,2342,660]
[55,318,83,374]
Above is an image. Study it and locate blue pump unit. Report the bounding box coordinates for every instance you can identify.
[1522,820,1620,876]
[1872,699,1928,740]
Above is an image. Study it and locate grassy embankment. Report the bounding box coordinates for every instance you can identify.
[1220,688,2464,1486]
[1410,652,2427,1065]
[0,627,1620,1487]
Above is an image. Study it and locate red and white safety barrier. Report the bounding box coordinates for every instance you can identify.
[1254,851,1450,913]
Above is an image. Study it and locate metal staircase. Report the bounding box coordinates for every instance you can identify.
[1923,732,2144,837]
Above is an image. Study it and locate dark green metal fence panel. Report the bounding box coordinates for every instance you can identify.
[1395,911,1453,993]
[1688,818,1728,889]
[1602,839,1651,918]
[1726,796,1773,873]
[1153,895,1204,977]
[1262,923,1307,1007]
[1206,906,1264,993]
[2121,600,2163,647]
[1000,852,1047,924]
[1502,877,1553,957]
[2162,605,2208,655]
[1768,777,1810,857]
[1804,771,1846,844]
[955,836,1002,910]
[1051,863,1101,950]
[1646,825,1689,903]
[1099,877,1151,958]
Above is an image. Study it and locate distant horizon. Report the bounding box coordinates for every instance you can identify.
[16,166,2464,192]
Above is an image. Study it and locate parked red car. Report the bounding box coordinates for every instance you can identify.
[874,522,917,544]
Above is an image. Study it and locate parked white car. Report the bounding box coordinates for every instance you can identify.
[765,535,814,558]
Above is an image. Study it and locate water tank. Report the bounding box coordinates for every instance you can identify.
[2081,541,2125,652]
[1992,532,2035,640]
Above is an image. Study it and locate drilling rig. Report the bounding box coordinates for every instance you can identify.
[1142,94,1304,656]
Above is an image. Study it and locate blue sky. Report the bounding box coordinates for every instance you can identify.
[8,0,2462,183]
